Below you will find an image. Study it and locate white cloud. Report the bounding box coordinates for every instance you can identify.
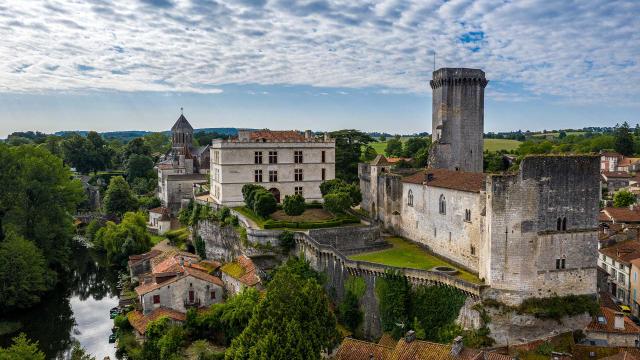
[0,0,638,104]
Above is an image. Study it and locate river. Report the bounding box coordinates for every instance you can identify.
[0,241,122,359]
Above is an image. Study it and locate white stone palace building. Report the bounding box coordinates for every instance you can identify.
[209,129,336,207]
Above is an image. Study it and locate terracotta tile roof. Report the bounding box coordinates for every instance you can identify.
[402,169,485,193]
[387,157,412,164]
[184,265,224,287]
[249,130,306,142]
[601,292,621,311]
[150,251,199,270]
[378,334,398,349]
[135,262,223,295]
[600,240,640,264]
[335,338,392,360]
[390,338,483,360]
[587,306,640,334]
[128,249,162,263]
[221,255,261,286]
[371,154,391,166]
[602,207,640,223]
[601,352,640,360]
[602,171,632,179]
[601,151,622,157]
[157,163,174,170]
[128,308,187,335]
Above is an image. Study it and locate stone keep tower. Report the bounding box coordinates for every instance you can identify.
[429,68,488,173]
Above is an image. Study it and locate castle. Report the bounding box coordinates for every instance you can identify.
[360,68,599,305]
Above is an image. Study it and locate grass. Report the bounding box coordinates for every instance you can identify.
[532,131,586,138]
[270,208,333,222]
[221,262,245,279]
[150,235,165,245]
[233,206,266,228]
[370,138,521,155]
[349,237,481,284]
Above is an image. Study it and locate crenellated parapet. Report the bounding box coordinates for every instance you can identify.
[429,68,488,89]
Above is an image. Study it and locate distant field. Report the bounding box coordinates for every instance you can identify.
[532,131,586,138]
[370,138,521,154]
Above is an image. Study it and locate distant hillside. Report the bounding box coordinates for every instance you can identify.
[54,128,239,141]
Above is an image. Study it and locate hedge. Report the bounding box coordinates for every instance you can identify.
[263,214,360,229]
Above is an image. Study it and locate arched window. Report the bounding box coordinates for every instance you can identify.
[407,190,414,207]
[557,218,562,231]
[562,217,567,231]
[439,195,446,215]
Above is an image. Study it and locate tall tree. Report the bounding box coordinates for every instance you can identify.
[86,131,113,173]
[614,122,635,156]
[126,154,155,182]
[384,138,403,157]
[124,137,152,159]
[62,134,92,173]
[94,212,151,266]
[103,176,138,216]
[329,130,374,183]
[143,132,171,155]
[402,137,430,158]
[0,333,45,360]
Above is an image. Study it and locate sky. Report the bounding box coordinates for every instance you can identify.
[0,0,639,137]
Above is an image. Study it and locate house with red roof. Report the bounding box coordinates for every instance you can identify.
[148,206,171,235]
[584,306,640,347]
[220,255,262,295]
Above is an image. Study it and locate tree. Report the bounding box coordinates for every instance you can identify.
[226,262,338,360]
[323,191,352,214]
[253,190,277,218]
[402,137,430,158]
[320,179,361,207]
[242,184,265,209]
[375,271,411,339]
[86,131,113,173]
[379,135,387,142]
[320,179,345,196]
[283,194,305,216]
[614,189,636,208]
[70,342,96,360]
[279,230,296,253]
[558,131,567,139]
[94,212,151,266]
[330,130,374,183]
[414,147,429,167]
[361,145,377,162]
[195,235,207,259]
[126,154,155,182]
[143,132,171,155]
[124,137,151,158]
[0,333,45,360]
[614,122,635,156]
[0,233,52,312]
[103,176,138,216]
[338,291,363,333]
[384,138,403,157]
[483,152,508,173]
[62,134,92,173]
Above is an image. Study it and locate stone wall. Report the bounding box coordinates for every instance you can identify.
[195,220,243,262]
[307,225,388,255]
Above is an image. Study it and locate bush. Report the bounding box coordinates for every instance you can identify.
[283,194,305,216]
[518,294,599,321]
[323,191,352,214]
[320,179,362,207]
[320,179,345,196]
[279,231,296,253]
[338,291,363,333]
[242,184,265,209]
[253,190,277,218]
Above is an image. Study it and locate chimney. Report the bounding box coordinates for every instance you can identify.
[404,330,416,343]
[324,132,330,141]
[424,173,434,183]
[304,130,313,139]
[614,312,625,330]
[450,336,464,357]
[237,129,251,141]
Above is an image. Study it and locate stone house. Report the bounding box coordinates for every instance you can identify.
[220,255,261,295]
[602,152,624,173]
[148,207,171,235]
[128,307,186,337]
[128,250,162,281]
[135,256,224,314]
[602,172,632,197]
[585,306,640,347]
[209,129,335,206]
[630,259,640,316]
[599,241,640,305]
[601,207,640,226]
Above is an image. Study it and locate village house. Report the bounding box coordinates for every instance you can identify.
[219,255,261,295]
[128,250,162,281]
[601,207,640,226]
[599,241,640,305]
[601,151,640,173]
[630,259,640,317]
[147,207,171,235]
[209,129,335,206]
[584,306,640,347]
[128,307,187,337]
[134,254,224,315]
[602,172,633,197]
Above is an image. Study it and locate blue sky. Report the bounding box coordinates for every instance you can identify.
[0,0,639,137]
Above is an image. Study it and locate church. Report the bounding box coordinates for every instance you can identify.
[360,68,599,305]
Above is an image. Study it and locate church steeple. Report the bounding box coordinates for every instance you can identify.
[171,110,193,156]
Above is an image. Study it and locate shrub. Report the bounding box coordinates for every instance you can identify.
[323,191,352,214]
[253,190,277,218]
[320,179,362,207]
[279,230,296,253]
[518,294,599,321]
[338,291,363,333]
[242,184,265,209]
[283,194,306,216]
[320,179,345,196]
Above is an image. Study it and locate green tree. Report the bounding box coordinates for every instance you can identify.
[414,147,429,167]
[126,154,155,182]
[558,131,567,139]
[253,190,277,218]
[226,263,338,360]
[103,176,138,216]
[241,184,265,209]
[329,130,374,183]
[483,152,508,173]
[361,145,377,162]
[62,133,92,173]
[279,230,296,253]
[384,138,403,157]
[94,212,151,266]
[195,235,207,259]
[614,122,635,156]
[338,291,363,333]
[323,191,352,214]
[70,342,96,360]
[614,189,637,208]
[402,137,430,158]
[124,137,152,158]
[0,333,45,360]
[375,271,411,339]
[411,286,466,341]
[86,131,113,173]
[143,132,171,155]
[0,233,52,312]
[283,194,305,216]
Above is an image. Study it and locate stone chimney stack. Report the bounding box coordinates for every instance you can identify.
[614,312,625,330]
[304,130,313,139]
[237,129,251,141]
[324,132,330,142]
[450,336,464,357]
[404,330,416,343]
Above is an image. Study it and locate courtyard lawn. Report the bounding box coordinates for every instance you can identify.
[270,208,333,222]
[483,138,521,152]
[349,237,481,284]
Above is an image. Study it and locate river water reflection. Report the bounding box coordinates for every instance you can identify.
[0,241,121,359]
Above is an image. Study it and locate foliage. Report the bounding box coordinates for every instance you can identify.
[344,277,366,298]
[253,190,277,218]
[361,145,377,162]
[330,130,374,183]
[165,228,190,248]
[157,325,187,360]
[323,191,352,214]
[0,233,52,312]
[614,189,636,208]
[70,341,96,360]
[411,286,466,341]
[94,212,151,267]
[278,230,296,253]
[320,179,361,207]
[138,195,162,210]
[402,137,430,159]
[126,154,155,182]
[225,260,339,360]
[483,151,509,173]
[384,138,403,157]
[124,137,152,159]
[375,270,411,339]
[0,333,45,360]
[103,176,138,216]
[241,184,265,209]
[0,144,84,270]
[614,122,635,156]
[85,219,104,242]
[262,213,359,229]
[518,295,599,321]
[282,194,305,216]
[62,132,114,174]
[195,236,207,259]
[143,132,171,155]
[338,290,363,333]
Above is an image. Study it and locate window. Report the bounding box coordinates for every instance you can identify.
[470,245,476,255]
[254,169,263,182]
[295,169,304,181]
[213,151,220,164]
[407,190,414,206]
[619,272,626,283]
[557,218,562,231]
[294,151,303,164]
[268,151,278,164]
[620,263,624,270]
[254,151,263,164]
[556,259,561,269]
[211,291,216,300]
[561,258,566,269]
[321,150,326,163]
[439,195,446,215]
[295,186,303,196]
[153,295,160,304]
[635,272,637,282]
[464,209,471,222]
[269,170,278,182]
[562,217,567,231]
[322,168,326,181]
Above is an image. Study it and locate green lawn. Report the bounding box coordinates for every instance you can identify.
[370,138,521,155]
[349,237,481,284]
[532,131,586,138]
